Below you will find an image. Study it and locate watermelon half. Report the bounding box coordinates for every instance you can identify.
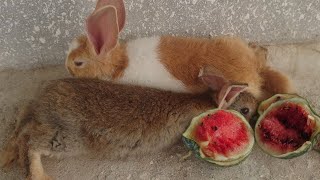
[255,95,320,158]
[182,109,255,166]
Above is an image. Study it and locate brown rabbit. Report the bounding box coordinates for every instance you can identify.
[65,0,294,108]
[0,78,257,180]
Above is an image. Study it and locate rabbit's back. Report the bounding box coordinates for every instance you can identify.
[30,78,212,157]
[159,36,264,98]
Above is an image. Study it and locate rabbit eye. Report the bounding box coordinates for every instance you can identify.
[74,61,83,67]
[240,107,249,115]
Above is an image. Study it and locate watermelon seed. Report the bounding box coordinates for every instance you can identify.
[281,138,298,147]
[276,96,281,101]
[300,132,309,140]
[281,138,290,144]
[213,141,217,145]
[212,126,218,131]
[287,138,294,144]
[279,118,290,128]
[262,129,271,140]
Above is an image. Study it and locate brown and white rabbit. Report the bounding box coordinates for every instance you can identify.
[0,78,257,180]
[65,0,294,108]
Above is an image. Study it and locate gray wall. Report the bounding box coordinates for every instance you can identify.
[1,0,320,70]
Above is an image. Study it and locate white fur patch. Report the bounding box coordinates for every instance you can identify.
[66,38,80,55]
[120,37,188,93]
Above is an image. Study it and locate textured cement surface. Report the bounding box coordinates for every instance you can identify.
[1,43,320,180]
[1,0,320,70]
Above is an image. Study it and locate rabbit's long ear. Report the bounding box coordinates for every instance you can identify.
[95,0,126,31]
[216,84,248,109]
[86,0,125,56]
[199,67,248,109]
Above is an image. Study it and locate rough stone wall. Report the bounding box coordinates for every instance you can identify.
[1,0,320,70]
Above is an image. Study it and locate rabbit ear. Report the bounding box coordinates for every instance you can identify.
[95,0,126,31]
[86,0,126,56]
[216,84,248,109]
[198,67,248,109]
[198,67,226,91]
[86,6,119,56]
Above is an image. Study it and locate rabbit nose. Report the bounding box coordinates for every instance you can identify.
[67,67,75,76]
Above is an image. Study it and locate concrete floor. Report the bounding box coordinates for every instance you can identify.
[2,0,320,70]
[1,43,320,179]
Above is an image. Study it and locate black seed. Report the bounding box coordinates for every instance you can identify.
[287,138,295,144]
[282,137,287,143]
[301,132,309,140]
[212,126,218,131]
[281,138,294,145]
[276,96,281,101]
[263,131,271,140]
[280,118,288,125]
[200,122,203,126]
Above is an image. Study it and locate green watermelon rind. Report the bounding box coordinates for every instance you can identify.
[312,133,320,153]
[255,97,320,159]
[182,109,255,166]
[304,98,320,153]
[182,137,253,167]
[257,94,301,115]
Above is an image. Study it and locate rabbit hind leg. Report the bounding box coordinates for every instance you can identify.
[26,151,52,180]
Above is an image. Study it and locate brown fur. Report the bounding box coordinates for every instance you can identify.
[158,36,264,98]
[247,43,295,98]
[66,36,264,99]
[260,67,295,99]
[248,42,268,63]
[66,35,293,102]
[66,35,128,80]
[228,92,258,120]
[0,78,257,179]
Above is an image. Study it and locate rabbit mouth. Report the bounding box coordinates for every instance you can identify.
[67,67,75,76]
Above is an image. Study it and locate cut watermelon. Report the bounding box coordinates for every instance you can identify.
[183,109,254,166]
[255,96,320,158]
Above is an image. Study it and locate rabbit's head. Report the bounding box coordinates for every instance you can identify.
[199,67,258,120]
[65,0,126,79]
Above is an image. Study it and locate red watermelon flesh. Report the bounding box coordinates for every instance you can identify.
[258,102,316,154]
[194,110,250,158]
